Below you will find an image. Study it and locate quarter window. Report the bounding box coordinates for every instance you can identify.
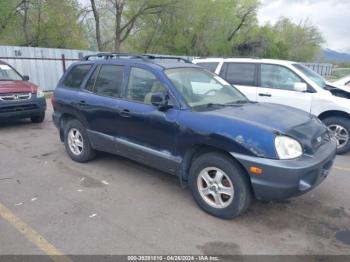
[220,63,257,86]
[261,64,302,91]
[93,65,124,97]
[126,67,167,104]
[63,64,92,89]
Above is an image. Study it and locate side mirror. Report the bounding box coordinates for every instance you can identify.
[151,92,172,111]
[23,75,30,81]
[294,82,307,92]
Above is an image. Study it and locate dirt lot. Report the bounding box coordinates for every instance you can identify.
[0,101,350,256]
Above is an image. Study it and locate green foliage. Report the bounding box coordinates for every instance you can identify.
[0,0,325,62]
[0,0,89,49]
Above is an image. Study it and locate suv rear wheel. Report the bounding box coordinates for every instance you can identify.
[64,119,96,162]
[323,116,350,154]
[189,152,252,219]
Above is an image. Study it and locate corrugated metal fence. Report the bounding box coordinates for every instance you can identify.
[0,45,95,91]
[0,45,334,91]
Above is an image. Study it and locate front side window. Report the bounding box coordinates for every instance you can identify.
[0,64,22,81]
[93,65,123,97]
[196,62,219,73]
[63,64,92,89]
[165,67,247,110]
[261,64,302,91]
[293,63,326,89]
[126,67,167,104]
[220,63,257,86]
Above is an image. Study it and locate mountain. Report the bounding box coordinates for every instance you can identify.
[323,48,350,62]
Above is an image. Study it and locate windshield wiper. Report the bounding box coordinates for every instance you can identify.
[206,103,227,108]
[225,100,249,105]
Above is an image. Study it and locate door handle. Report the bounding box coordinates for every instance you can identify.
[258,93,272,97]
[119,109,131,118]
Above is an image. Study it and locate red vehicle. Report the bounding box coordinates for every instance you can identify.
[0,60,46,123]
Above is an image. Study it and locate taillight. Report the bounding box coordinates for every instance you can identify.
[51,94,55,107]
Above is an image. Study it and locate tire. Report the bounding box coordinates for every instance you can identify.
[31,112,45,123]
[323,116,350,154]
[189,152,252,219]
[64,119,96,162]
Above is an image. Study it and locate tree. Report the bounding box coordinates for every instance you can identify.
[86,0,173,51]
[0,0,89,49]
[127,0,259,56]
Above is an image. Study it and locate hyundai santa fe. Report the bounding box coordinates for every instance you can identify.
[52,53,336,219]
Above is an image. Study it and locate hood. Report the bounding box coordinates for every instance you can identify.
[0,80,38,94]
[206,102,329,154]
[207,102,312,132]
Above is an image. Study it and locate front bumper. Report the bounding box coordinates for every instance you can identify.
[0,96,46,120]
[231,138,337,201]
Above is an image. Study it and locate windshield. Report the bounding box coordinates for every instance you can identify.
[165,68,248,110]
[0,64,23,81]
[293,63,326,89]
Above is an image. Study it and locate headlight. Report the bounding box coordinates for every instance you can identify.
[275,135,303,159]
[36,89,45,98]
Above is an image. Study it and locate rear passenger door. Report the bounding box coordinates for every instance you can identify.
[219,63,258,101]
[79,64,125,152]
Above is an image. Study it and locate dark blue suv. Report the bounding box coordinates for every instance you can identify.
[53,53,337,219]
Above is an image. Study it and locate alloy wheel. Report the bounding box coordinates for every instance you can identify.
[197,167,234,209]
[67,128,84,155]
[328,124,349,149]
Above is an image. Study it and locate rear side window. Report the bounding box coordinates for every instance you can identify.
[92,65,124,97]
[85,66,99,92]
[63,64,92,89]
[220,63,257,86]
[196,62,219,73]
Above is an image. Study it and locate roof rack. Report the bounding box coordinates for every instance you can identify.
[82,52,192,63]
[81,52,147,61]
[142,54,192,63]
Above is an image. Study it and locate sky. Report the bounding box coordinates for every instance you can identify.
[258,0,350,53]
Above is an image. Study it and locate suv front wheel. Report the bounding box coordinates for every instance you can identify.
[323,116,350,154]
[189,152,252,219]
[64,119,96,162]
[31,112,45,123]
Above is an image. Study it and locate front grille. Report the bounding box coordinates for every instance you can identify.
[0,93,32,101]
[0,104,38,113]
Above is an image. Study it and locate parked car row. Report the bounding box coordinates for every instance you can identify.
[193,58,350,154]
[51,53,337,219]
[1,53,347,218]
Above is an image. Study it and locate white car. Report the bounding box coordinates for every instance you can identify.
[193,58,350,154]
[334,75,350,87]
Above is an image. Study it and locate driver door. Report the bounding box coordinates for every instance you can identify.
[256,64,312,113]
[116,66,180,174]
